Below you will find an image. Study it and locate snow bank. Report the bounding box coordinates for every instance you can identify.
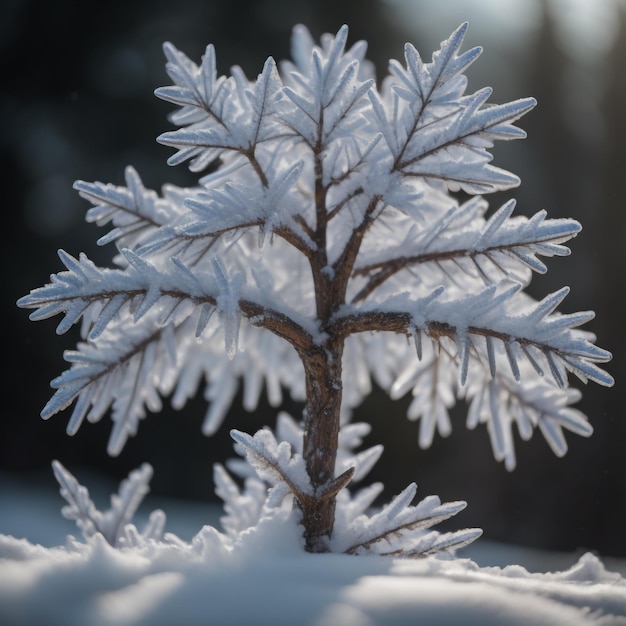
[2,531,626,626]
[2,477,625,625]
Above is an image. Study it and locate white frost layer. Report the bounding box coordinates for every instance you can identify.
[1,533,626,626]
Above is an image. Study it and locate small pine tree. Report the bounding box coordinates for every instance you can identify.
[19,23,613,554]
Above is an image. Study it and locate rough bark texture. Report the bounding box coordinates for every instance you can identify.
[300,341,344,552]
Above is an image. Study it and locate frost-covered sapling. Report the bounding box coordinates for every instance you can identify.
[18,23,613,555]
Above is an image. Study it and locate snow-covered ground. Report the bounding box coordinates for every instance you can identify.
[2,474,626,626]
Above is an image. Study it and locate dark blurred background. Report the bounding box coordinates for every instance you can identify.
[2,0,626,557]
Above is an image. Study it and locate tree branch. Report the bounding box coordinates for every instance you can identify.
[352,245,525,303]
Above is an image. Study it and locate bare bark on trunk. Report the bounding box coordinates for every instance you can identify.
[300,340,344,552]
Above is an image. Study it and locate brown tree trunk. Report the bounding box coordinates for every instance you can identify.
[300,339,344,552]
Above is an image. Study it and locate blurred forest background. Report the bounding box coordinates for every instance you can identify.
[2,0,626,557]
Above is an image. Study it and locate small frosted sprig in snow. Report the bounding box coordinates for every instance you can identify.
[48,416,479,559]
[52,460,165,547]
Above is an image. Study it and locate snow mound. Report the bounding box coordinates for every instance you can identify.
[1,532,625,626]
